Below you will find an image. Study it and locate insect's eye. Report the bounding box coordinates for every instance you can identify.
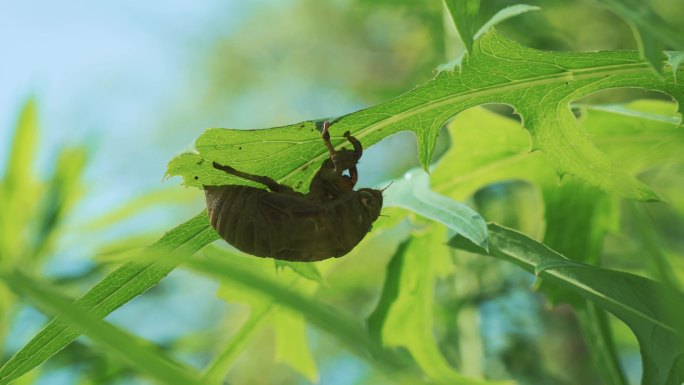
[358,189,383,221]
[359,191,374,208]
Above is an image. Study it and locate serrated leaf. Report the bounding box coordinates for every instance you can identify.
[450,224,684,385]
[2,271,203,385]
[0,211,218,385]
[167,31,683,201]
[275,260,324,285]
[384,169,488,250]
[667,51,684,82]
[595,0,684,73]
[431,107,552,200]
[580,100,684,172]
[370,226,501,385]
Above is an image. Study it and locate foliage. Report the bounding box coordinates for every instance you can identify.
[2,1,684,385]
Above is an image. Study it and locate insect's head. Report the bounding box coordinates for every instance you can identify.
[358,188,383,221]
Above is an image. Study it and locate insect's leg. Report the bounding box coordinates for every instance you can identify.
[343,131,362,162]
[348,166,358,187]
[321,121,342,174]
[212,162,294,193]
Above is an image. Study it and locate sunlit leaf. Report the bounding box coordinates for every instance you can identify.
[167,31,683,201]
[451,224,684,385]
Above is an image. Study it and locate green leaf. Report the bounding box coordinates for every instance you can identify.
[167,31,683,201]
[667,51,684,81]
[180,252,412,379]
[272,310,318,382]
[430,101,682,385]
[384,169,488,250]
[0,98,39,264]
[541,181,625,384]
[595,0,684,73]
[470,180,545,241]
[579,100,684,172]
[29,147,87,263]
[444,0,480,53]
[2,271,204,385]
[0,211,218,385]
[370,226,501,385]
[431,107,552,200]
[450,224,684,385]
[444,0,539,54]
[275,260,325,285]
[207,246,322,380]
[202,305,273,384]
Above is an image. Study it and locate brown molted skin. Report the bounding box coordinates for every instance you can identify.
[204,125,383,262]
[205,185,381,261]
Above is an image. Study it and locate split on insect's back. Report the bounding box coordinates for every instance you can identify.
[204,121,383,261]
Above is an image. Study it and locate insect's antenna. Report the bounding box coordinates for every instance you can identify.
[380,181,394,193]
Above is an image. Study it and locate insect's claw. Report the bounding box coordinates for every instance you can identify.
[322,121,331,138]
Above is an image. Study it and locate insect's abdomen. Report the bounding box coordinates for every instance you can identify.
[205,185,273,257]
[205,186,372,261]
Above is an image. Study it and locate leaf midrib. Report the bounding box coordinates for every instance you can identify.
[494,231,682,336]
[276,62,651,184]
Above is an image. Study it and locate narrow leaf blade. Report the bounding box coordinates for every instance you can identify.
[0,211,218,385]
[450,224,684,385]
[2,272,204,385]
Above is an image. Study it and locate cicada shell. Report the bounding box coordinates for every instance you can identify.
[204,122,382,262]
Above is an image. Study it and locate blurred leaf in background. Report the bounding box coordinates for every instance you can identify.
[1,1,684,385]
